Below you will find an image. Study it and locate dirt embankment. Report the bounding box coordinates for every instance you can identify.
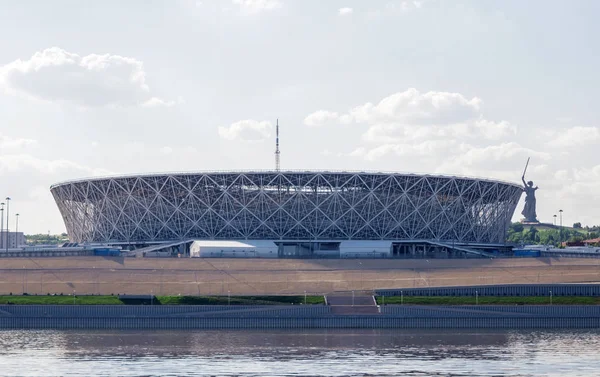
[0,257,598,295]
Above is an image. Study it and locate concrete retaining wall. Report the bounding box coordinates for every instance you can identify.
[1,316,599,329]
[380,305,600,318]
[0,305,330,318]
[2,304,600,329]
[377,284,600,297]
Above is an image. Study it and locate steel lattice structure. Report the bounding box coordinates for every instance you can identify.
[50,171,523,244]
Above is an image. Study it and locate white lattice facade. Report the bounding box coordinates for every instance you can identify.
[50,171,523,244]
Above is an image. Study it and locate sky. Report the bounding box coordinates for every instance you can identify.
[0,0,599,234]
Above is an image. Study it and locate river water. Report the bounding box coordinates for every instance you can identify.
[0,329,599,376]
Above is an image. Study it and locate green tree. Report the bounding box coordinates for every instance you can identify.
[511,223,524,233]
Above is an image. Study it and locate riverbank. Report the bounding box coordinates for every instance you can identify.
[3,257,600,295]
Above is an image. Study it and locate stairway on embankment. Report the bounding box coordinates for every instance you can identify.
[326,292,380,315]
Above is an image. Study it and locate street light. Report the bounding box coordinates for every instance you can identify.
[559,209,564,247]
[553,214,557,226]
[0,203,4,249]
[15,214,20,248]
[5,197,10,252]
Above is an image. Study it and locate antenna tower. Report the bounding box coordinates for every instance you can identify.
[275,119,280,171]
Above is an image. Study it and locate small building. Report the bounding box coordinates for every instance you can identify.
[0,232,26,250]
[584,238,600,246]
[189,240,278,258]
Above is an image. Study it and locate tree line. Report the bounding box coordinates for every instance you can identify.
[506,222,599,246]
[25,233,69,246]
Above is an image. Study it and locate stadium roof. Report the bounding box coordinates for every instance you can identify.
[50,169,522,189]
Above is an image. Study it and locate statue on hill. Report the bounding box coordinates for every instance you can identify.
[521,158,539,223]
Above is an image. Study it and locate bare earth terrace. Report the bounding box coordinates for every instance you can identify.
[1,257,599,296]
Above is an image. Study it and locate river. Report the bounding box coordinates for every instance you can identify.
[0,329,599,376]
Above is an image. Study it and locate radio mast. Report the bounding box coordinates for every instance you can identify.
[275,119,280,172]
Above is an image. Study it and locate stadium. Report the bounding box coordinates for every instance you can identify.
[50,170,523,258]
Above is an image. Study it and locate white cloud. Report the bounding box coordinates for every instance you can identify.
[367,0,426,19]
[306,88,482,127]
[306,88,515,144]
[0,47,173,108]
[546,126,600,148]
[0,153,110,177]
[359,139,458,162]
[361,120,516,144]
[0,134,37,149]
[398,1,423,11]
[473,119,517,140]
[349,88,482,125]
[232,0,282,13]
[142,97,176,108]
[160,146,174,155]
[218,119,272,141]
[304,110,349,127]
[440,142,550,171]
[339,7,353,15]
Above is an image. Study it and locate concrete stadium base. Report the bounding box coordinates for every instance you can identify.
[2,257,600,296]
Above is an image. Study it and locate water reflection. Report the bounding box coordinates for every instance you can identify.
[0,329,599,376]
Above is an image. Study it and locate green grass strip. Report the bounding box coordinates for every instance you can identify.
[0,295,325,305]
[0,295,123,305]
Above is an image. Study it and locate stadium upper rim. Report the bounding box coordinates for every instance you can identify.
[50,169,522,189]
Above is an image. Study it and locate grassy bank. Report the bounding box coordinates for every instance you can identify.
[375,296,600,305]
[0,295,325,305]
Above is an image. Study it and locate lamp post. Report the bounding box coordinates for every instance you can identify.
[15,214,19,248]
[5,197,10,252]
[553,214,557,226]
[559,209,563,246]
[0,202,4,249]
